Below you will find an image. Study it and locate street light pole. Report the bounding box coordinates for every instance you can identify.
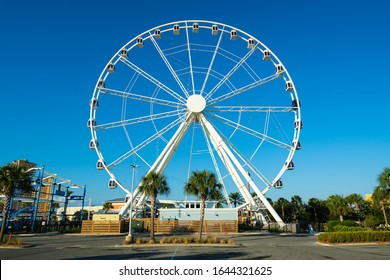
[127,164,140,242]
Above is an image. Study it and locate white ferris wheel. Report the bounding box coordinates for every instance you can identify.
[88,20,302,227]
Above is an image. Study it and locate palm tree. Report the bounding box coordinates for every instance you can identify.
[345,193,364,221]
[291,195,303,222]
[228,192,245,208]
[102,202,113,211]
[184,170,222,239]
[139,171,170,243]
[326,194,349,222]
[372,167,390,228]
[0,161,35,242]
[274,197,289,221]
[307,198,329,224]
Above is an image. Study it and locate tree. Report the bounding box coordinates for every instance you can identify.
[73,210,93,222]
[139,171,170,243]
[291,195,304,222]
[103,202,113,211]
[274,197,289,221]
[307,198,329,224]
[184,170,222,239]
[345,193,364,221]
[228,192,245,208]
[326,194,349,222]
[372,167,390,228]
[0,161,35,242]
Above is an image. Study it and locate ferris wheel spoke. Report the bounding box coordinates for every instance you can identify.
[149,34,190,98]
[101,87,184,108]
[107,117,184,168]
[208,73,280,106]
[222,135,272,188]
[185,23,195,95]
[200,26,225,96]
[209,105,294,113]
[205,43,258,100]
[95,109,186,130]
[210,113,291,150]
[120,56,187,104]
[198,116,231,207]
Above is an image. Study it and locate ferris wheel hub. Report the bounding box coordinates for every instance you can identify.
[186,94,206,113]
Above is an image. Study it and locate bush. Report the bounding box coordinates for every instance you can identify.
[0,237,24,246]
[325,220,340,232]
[333,225,363,232]
[318,231,390,244]
[364,215,381,229]
[325,220,359,232]
[340,220,359,227]
[126,235,235,245]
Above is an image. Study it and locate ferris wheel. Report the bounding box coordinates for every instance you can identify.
[88,20,302,227]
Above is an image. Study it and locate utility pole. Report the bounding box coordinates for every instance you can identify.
[126,164,140,242]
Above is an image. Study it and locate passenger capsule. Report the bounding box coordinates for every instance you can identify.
[293,140,302,150]
[120,48,128,59]
[154,29,161,40]
[89,139,99,150]
[108,178,117,189]
[247,38,255,48]
[212,24,218,35]
[263,50,270,60]
[90,98,99,109]
[173,24,180,35]
[294,120,303,130]
[276,64,284,75]
[286,161,295,170]
[285,81,294,92]
[291,100,300,110]
[192,22,199,33]
[97,80,105,89]
[137,37,144,48]
[87,118,96,128]
[230,30,237,40]
[96,159,105,170]
[274,179,283,189]
[107,62,115,74]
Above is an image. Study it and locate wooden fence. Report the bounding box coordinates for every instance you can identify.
[137,219,238,234]
[81,219,238,234]
[81,220,124,234]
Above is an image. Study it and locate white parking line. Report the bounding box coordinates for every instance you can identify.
[171,246,179,260]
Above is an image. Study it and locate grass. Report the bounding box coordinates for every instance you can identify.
[0,236,25,247]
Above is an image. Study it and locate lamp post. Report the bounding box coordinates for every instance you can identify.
[127,164,140,242]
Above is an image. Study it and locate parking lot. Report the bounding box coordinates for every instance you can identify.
[1,232,390,260]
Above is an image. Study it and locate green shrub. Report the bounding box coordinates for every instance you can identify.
[325,220,340,232]
[318,231,390,244]
[364,215,381,229]
[183,236,195,244]
[333,225,363,232]
[326,220,359,232]
[340,220,359,227]
[124,235,235,245]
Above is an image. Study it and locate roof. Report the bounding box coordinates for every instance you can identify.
[104,197,126,203]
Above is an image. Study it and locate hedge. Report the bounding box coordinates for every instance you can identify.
[317,231,390,244]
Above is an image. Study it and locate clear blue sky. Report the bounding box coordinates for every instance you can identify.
[1,0,389,206]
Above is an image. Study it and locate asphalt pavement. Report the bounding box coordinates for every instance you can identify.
[1,232,390,260]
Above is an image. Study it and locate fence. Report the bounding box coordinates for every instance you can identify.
[81,220,124,234]
[81,219,238,234]
[137,219,238,234]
